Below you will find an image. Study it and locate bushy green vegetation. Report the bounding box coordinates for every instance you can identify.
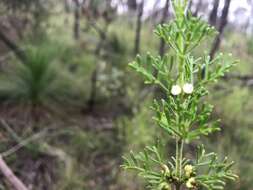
[123,1,238,189]
[0,43,80,106]
[0,0,252,190]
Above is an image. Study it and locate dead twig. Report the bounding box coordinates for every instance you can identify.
[223,74,253,86]
[0,156,28,190]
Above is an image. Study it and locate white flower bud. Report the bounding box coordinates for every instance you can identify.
[171,85,182,96]
[183,83,194,94]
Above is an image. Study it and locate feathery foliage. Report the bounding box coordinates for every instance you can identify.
[122,0,238,189]
[0,42,83,109]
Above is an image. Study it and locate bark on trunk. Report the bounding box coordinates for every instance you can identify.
[193,0,203,17]
[249,1,253,34]
[0,156,28,190]
[209,0,220,27]
[209,0,231,59]
[87,68,98,111]
[73,0,81,40]
[159,0,170,57]
[128,0,137,11]
[134,1,144,55]
[87,23,109,111]
[187,0,193,13]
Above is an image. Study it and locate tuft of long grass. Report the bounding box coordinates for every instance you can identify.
[0,42,85,110]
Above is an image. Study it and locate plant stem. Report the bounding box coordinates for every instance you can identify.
[179,140,184,178]
[175,183,181,190]
[176,138,184,180]
[176,138,180,176]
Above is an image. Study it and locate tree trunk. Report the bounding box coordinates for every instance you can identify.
[127,0,137,11]
[87,23,109,111]
[193,0,202,17]
[0,156,28,190]
[209,0,220,27]
[87,68,98,111]
[134,1,144,55]
[159,0,170,57]
[64,0,70,12]
[249,0,253,34]
[73,0,81,40]
[188,0,193,13]
[209,0,231,59]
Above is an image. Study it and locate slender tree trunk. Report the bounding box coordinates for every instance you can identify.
[187,0,193,13]
[87,24,109,111]
[0,156,28,190]
[87,68,98,111]
[159,0,170,57]
[209,0,231,59]
[153,0,161,11]
[64,0,70,12]
[127,0,137,11]
[249,0,253,34]
[150,0,161,26]
[193,0,202,17]
[134,1,144,55]
[73,0,81,40]
[209,0,220,27]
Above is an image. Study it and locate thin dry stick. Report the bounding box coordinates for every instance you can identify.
[0,156,28,190]
[1,131,47,158]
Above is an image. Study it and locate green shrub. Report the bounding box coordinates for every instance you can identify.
[0,42,84,109]
[122,1,238,189]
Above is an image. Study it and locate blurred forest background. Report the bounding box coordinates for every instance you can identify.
[0,0,252,189]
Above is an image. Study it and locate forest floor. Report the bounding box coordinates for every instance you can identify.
[0,102,130,190]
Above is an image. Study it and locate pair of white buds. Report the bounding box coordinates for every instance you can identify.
[171,83,194,96]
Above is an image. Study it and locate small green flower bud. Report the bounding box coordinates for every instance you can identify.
[184,165,194,177]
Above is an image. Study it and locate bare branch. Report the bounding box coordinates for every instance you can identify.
[0,29,26,64]
[223,74,253,86]
[0,156,28,190]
